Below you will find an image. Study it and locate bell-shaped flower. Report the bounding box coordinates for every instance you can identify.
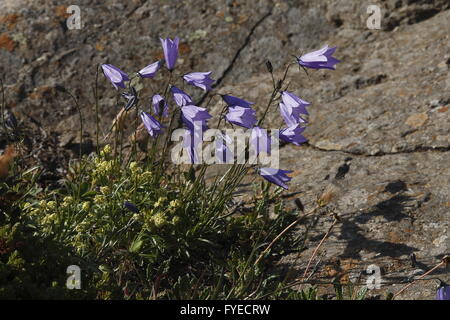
[152,94,169,117]
[181,105,212,131]
[279,102,308,127]
[281,91,310,116]
[279,123,307,146]
[183,72,214,91]
[250,126,271,156]
[101,64,129,89]
[138,61,161,78]
[258,168,293,190]
[296,45,340,70]
[225,106,257,129]
[221,94,254,108]
[170,86,192,107]
[437,286,450,300]
[160,37,179,70]
[140,111,163,137]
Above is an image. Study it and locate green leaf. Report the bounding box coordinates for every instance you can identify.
[129,238,143,253]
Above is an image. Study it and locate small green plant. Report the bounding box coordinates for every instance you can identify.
[8,145,302,299]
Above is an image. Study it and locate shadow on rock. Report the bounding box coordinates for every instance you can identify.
[338,220,418,259]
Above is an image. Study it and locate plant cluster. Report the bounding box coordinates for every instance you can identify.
[0,37,351,300]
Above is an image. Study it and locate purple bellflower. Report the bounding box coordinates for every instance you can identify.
[250,126,271,155]
[279,124,307,146]
[124,201,139,213]
[170,86,192,107]
[297,45,340,70]
[183,72,214,91]
[437,286,450,300]
[221,94,254,109]
[215,133,234,164]
[138,61,161,78]
[140,111,163,137]
[152,94,169,117]
[279,102,308,127]
[281,91,310,116]
[225,106,257,129]
[101,64,129,89]
[181,105,212,131]
[258,168,293,190]
[160,37,179,70]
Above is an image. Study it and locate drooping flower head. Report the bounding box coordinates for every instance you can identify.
[221,94,254,109]
[160,37,179,70]
[124,201,139,213]
[170,86,192,107]
[436,285,450,300]
[279,102,308,127]
[101,64,129,89]
[140,111,163,137]
[152,94,169,117]
[225,106,257,129]
[183,72,214,91]
[258,168,293,190]
[250,126,271,156]
[121,86,139,111]
[279,123,307,146]
[181,105,212,131]
[281,91,310,116]
[138,61,161,78]
[296,45,340,70]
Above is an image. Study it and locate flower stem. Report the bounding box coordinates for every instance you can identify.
[393,258,447,299]
[255,205,320,265]
[302,218,338,279]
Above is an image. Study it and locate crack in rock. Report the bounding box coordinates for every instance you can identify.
[299,142,450,157]
[197,7,274,106]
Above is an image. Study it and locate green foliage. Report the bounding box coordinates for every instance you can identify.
[0,142,372,300]
[333,281,368,300]
[1,144,307,299]
[0,179,93,299]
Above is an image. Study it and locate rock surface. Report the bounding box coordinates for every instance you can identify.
[1,0,449,299]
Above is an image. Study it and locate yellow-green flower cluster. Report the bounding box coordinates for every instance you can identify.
[81,201,91,211]
[61,196,74,208]
[93,159,114,177]
[145,211,167,229]
[171,215,181,225]
[22,202,32,210]
[167,199,181,214]
[22,202,40,216]
[132,213,143,222]
[94,194,107,204]
[100,144,112,158]
[47,201,57,210]
[41,212,58,225]
[100,186,110,195]
[138,171,153,183]
[129,161,143,176]
[141,196,184,231]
